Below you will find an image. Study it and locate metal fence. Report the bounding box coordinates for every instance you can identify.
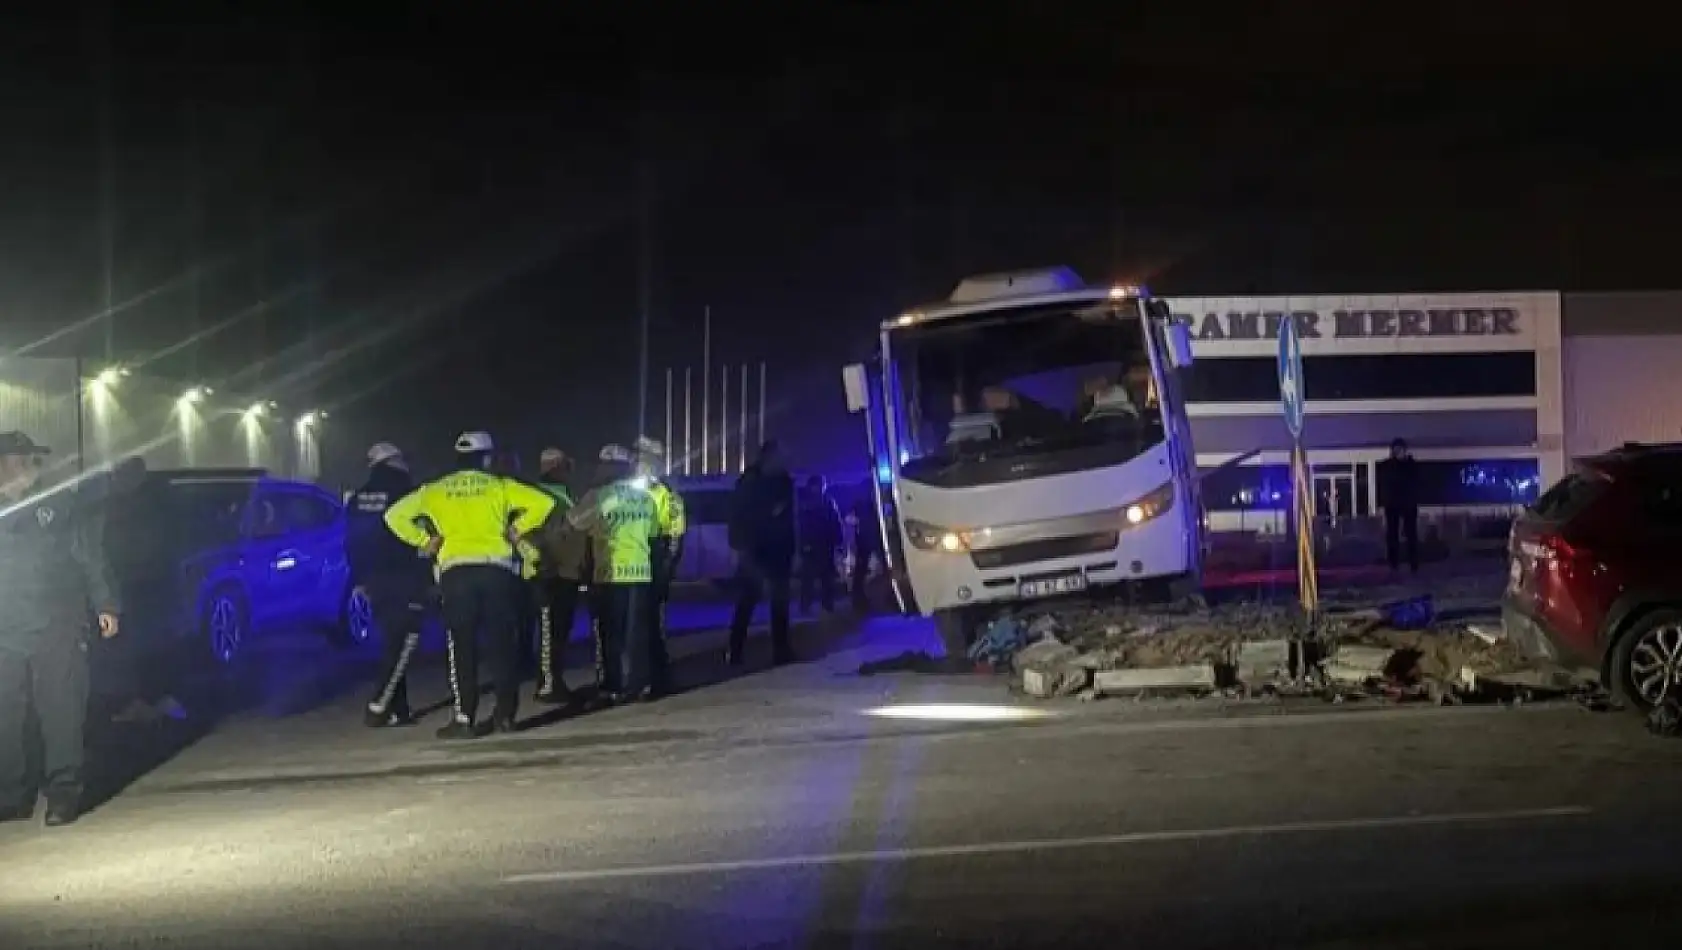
[0,356,317,482]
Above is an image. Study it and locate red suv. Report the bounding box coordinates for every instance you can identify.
[1504,443,1682,713]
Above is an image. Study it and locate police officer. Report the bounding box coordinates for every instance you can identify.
[0,431,120,827]
[384,431,556,739]
[529,448,582,704]
[568,444,659,703]
[634,437,684,696]
[350,442,434,728]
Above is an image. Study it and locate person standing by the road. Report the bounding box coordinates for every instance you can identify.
[384,431,556,739]
[0,431,121,827]
[529,447,582,705]
[99,455,188,724]
[635,437,684,697]
[567,444,659,703]
[797,475,841,614]
[350,442,435,729]
[505,454,557,685]
[1377,438,1421,575]
[727,440,796,666]
[846,482,884,612]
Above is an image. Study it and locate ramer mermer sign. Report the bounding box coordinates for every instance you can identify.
[1173,307,1522,342]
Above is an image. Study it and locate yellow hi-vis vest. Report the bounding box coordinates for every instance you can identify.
[566,478,658,584]
[385,469,556,573]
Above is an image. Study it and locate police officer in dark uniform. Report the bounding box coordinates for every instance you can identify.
[350,442,433,728]
[0,431,120,827]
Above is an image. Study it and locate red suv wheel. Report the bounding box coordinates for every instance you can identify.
[1610,608,1682,713]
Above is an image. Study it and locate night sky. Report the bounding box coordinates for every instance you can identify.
[1,4,1676,482]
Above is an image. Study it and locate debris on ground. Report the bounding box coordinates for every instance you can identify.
[968,616,1029,666]
[1465,624,1503,646]
[987,577,1579,706]
[1012,632,1090,698]
[1648,699,1682,736]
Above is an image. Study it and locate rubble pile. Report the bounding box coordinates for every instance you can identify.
[998,589,1575,703]
[1005,601,1308,700]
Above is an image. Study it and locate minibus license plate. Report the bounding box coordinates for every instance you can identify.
[1020,573,1086,598]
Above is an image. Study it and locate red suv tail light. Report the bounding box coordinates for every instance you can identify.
[1520,532,1585,563]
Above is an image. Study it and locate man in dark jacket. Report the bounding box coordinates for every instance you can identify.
[727,441,796,665]
[529,447,581,705]
[349,442,434,728]
[797,475,842,614]
[0,431,121,827]
[1376,438,1421,575]
[846,483,884,612]
[100,456,187,724]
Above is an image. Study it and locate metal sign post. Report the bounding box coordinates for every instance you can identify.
[1278,317,1319,653]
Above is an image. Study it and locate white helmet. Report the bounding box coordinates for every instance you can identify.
[598,443,633,463]
[367,442,406,469]
[455,431,494,453]
[634,436,664,457]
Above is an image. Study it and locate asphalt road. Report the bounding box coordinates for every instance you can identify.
[5,681,1682,948]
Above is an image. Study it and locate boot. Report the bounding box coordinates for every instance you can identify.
[43,793,82,827]
[364,703,412,728]
[434,717,478,741]
[534,684,572,705]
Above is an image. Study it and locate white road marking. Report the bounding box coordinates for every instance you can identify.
[502,805,1592,885]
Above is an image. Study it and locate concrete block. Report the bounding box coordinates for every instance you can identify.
[1323,662,1380,686]
[1237,640,1291,681]
[1022,668,1056,699]
[1093,664,1217,695]
[1331,645,1394,675]
[1465,624,1503,645]
[1464,665,1581,692]
[1014,638,1080,671]
[1022,664,1091,699]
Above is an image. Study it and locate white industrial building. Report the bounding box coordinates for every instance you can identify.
[1172,290,1682,532]
[0,356,322,481]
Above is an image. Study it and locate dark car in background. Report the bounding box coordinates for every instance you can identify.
[1504,443,1682,713]
[668,472,856,585]
[104,469,371,666]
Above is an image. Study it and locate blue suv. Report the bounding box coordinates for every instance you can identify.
[104,469,370,666]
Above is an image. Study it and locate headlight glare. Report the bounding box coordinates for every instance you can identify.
[1122,482,1176,527]
[905,519,969,553]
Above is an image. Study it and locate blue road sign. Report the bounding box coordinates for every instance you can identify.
[1278,316,1305,438]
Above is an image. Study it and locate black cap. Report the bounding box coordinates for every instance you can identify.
[0,431,50,456]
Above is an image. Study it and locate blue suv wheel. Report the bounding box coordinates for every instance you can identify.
[203,588,248,666]
[340,585,376,647]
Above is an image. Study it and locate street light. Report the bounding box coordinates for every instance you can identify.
[92,366,127,389]
[245,401,267,419]
[178,386,211,407]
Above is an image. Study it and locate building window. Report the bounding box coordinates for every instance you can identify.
[1408,458,1542,506]
[1184,352,1537,403]
[1200,464,1294,512]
